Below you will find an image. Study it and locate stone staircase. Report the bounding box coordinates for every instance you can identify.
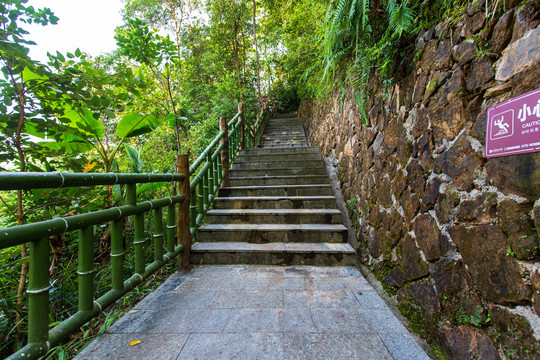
[191,114,356,266]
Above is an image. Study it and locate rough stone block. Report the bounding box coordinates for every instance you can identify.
[449,224,532,304]
[496,27,540,81]
[413,213,443,261]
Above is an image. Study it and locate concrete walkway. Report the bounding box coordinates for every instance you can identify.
[76,265,431,360]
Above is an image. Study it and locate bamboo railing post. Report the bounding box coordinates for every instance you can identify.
[153,208,164,262]
[239,103,245,150]
[78,226,94,312]
[27,236,50,348]
[219,116,229,187]
[207,153,215,203]
[111,219,124,291]
[127,184,145,276]
[176,154,191,270]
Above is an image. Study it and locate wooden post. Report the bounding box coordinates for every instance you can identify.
[176,154,191,270]
[238,103,245,150]
[219,116,229,187]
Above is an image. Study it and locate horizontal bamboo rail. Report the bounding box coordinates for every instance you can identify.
[0,101,274,360]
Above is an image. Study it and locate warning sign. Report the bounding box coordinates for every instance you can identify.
[486,88,540,158]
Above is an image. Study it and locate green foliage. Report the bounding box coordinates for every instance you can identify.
[115,18,178,66]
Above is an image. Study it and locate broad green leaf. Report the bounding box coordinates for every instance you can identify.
[124,143,142,173]
[22,67,46,82]
[40,132,93,154]
[61,105,105,138]
[164,113,177,127]
[116,113,160,139]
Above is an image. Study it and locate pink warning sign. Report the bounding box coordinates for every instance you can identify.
[486,88,540,158]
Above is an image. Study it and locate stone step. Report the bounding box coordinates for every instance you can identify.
[228,175,330,186]
[197,224,347,243]
[231,159,324,170]
[205,209,342,224]
[212,196,338,209]
[261,134,306,139]
[259,142,307,147]
[229,167,327,177]
[274,113,299,118]
[239,146,320,155]
[218,184,333,197]
[235,153,323,162]
[191,242,356,266]
[259,140,307,145]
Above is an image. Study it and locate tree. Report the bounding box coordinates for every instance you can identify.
[0,0,61,345]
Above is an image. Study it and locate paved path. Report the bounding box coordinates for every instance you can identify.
[76,265,430,359]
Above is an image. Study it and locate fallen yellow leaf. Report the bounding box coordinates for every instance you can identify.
[83,162,97,173]
[129,340,142,346]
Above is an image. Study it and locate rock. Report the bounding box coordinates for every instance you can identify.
[432,258,484,321]
[412,72,428,104]
[396,138,413,168]
[400,189,420,223]
[413,213,443,261]
[368,208,383,229]
[368,227,381,258]
[397,234,430,281]
[461,12,486,38]
[534,207,540,237]
[406,159,427,196]
[383,118,401,154]
[413,106,430,139]
[435,192,454,224]
[466,60,495,91]
[384,266,406,289]
[452,39,477,64]
[449,224,532,304]
[421,39,453,71]
[490,306,540,358]
[392,170,407,197]
[508,234,539,260]
[414,131,432,156]
[510,62,540,98]
[441,324,500,360]
[434,134,483,191]
[490,9,515,54]
[432,259,474,297]
[466,95,483,128]
[455,192,498,224]
[484,82,512,99]
[511,3,540,42]
[421,177,442,212]
[498,200,534,235]
[428,70,470,143]
[398,279,441,320]
[495,27,540,81]
[532,269,540,316]
[424,71,451,101]
[377,177,393,208]
[389,218,407,245]
[486,152,540,200]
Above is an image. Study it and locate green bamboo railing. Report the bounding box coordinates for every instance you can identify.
[0,101,273,360]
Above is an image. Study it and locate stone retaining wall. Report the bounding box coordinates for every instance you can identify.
[299,1,540,358]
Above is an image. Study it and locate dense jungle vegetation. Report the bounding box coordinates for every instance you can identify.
[0,0,493,357]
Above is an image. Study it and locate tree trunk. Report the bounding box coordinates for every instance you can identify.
[252,0,262,99]
[14,85,28,349]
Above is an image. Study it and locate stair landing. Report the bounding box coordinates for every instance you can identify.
[75,265,430,360]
